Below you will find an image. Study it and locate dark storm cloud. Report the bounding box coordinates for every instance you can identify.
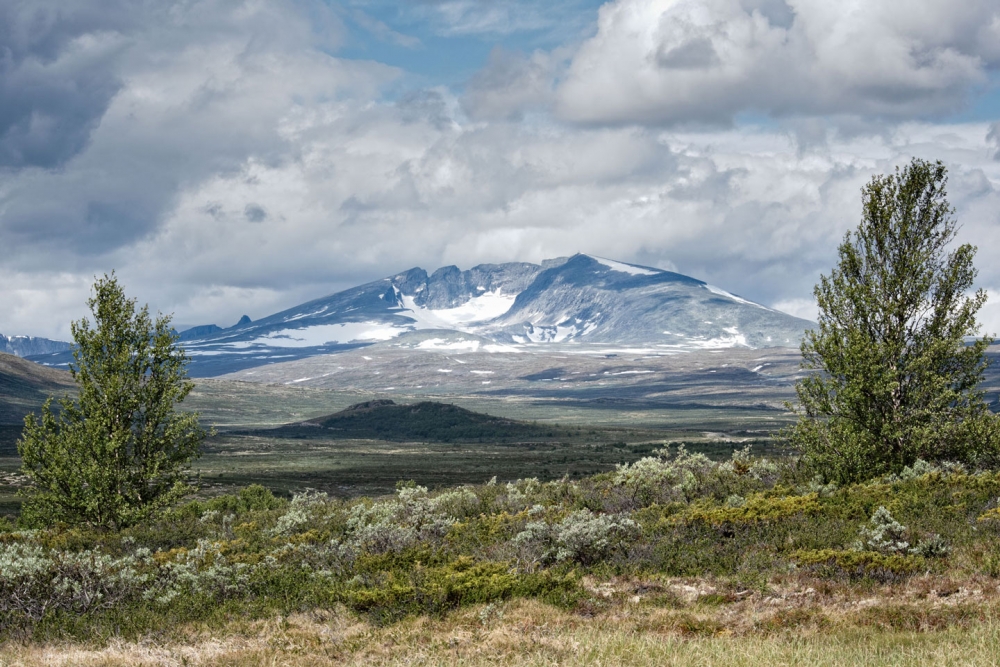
[244,204,267,223]
[0,0,389,267]
[461,47,555,121]
[0,1,138,168]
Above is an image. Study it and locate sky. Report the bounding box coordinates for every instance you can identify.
[1,0,1000,340]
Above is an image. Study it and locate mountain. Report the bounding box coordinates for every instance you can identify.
[0,334,70,358]
[28,255,813,377]
[481,254,806,347]
[178,324,224,340]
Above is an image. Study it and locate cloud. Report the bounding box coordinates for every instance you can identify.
[461,47,556,120]
[0,0,397,266]
[346,8,422,48]
[555,0,1000,125]
[348,0,600,43]
[989,122,1000,160]
[402,0,574,37]
[0,1,134,168]
[2,0,1000,345]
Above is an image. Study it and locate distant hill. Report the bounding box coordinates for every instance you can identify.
[272,399,568,443]
[0,353,74,425]
[0,353,75,452]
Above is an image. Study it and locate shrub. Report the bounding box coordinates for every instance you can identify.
[613,446,713,506]
[680,493,821,528]
[854,507,910,555]
[269,490,331,537]
[0,543,149,621]
[792,549,924,583]
[514,509,639,566]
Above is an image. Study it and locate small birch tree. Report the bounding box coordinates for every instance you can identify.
[18,274,206,528]
[789,158,999,483]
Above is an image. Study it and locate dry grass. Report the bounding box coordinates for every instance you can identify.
[3,577,1000,667]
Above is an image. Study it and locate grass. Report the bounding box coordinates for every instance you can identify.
[3,595,1000,665]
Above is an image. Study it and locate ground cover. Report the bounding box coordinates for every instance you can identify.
[0,450,998,663]
[2,594,999,666]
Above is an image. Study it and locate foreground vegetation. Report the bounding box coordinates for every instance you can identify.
[4,596,1000,666]
[2,446,1000,658]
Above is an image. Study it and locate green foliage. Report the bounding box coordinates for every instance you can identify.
[678,493,821,527]
[341,558,578,624]
[854,506,910,554]
[789,158,1000,483]
[0,448,998,640]
[613,445,714,506]
[17,274,207,529]
[512,509,640,566]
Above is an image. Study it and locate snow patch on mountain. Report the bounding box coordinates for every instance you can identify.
[589,255,659,276]
[704,284,768,310]
[398,290,516,330]
[416,338,482,352]
[191,322,405,350]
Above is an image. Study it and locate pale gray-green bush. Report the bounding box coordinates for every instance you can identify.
[269,489,331,536]
[854,507,910,554]
[513,509,639,566]
[0,543,149,620]
[147,539,267,605]
[614,446,713,505]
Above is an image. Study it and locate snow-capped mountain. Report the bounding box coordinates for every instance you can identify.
[483,254,805,348]
[26,255,813,376]
[1,333,70,358]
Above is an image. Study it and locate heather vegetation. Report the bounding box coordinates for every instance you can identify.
[2,444,1000,646]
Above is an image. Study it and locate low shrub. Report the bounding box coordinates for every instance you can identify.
[791,549,925,583]
[678,493,821,527]
[513,509,639,566]
[0,449,996,638]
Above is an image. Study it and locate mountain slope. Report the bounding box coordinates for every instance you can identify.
[484,254,807,348]
[0,353,74,422]
[0,334,70,358]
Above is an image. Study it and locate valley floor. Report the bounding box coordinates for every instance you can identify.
[3,583,999,666]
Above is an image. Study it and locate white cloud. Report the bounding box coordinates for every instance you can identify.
[555,0,1000,125]
[2,0,1000,345]
[461,47,557,120]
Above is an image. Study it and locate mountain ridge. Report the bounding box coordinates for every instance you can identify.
[0,334,70,359]
[28,254,813,377]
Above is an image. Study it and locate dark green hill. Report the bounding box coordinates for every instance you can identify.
[275,399,567,443]
[0,353,75,452]
[0,353,74,424]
